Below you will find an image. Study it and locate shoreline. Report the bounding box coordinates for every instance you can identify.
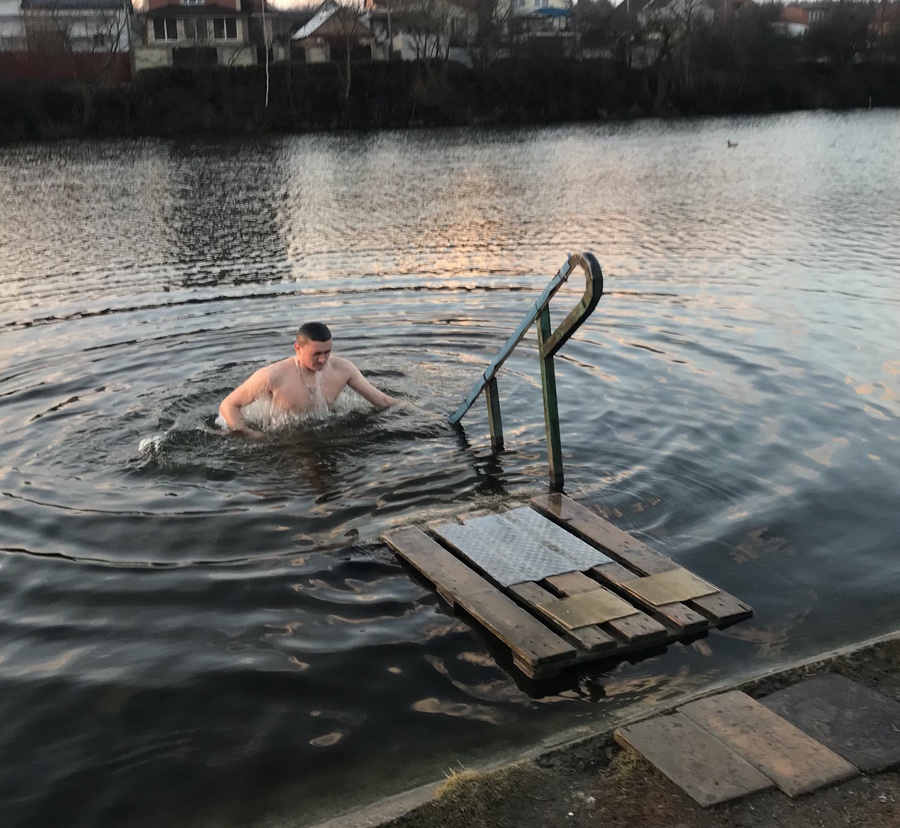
[3,58,899,145]
[311,626,900,828]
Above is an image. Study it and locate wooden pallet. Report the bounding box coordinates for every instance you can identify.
[382,495,752,679]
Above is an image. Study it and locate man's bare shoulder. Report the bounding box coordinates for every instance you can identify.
[263,357,295,382]
[328,354,360,378]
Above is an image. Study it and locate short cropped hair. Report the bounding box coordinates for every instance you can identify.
[296,322,332,344]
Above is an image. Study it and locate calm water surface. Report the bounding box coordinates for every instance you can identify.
[1,111,899,827]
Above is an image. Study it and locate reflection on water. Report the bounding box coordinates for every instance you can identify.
[0,111,899,828]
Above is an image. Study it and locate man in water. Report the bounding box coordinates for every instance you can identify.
[219,322,399,437]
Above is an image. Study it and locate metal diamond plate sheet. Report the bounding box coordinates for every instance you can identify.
[501,507,613,569]
[434,516,577,587]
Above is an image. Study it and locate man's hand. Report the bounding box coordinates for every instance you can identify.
[230,425,265,439]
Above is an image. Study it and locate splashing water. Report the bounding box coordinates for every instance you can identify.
[310,368,328,417]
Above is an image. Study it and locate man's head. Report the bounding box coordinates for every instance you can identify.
[295,322,333,372]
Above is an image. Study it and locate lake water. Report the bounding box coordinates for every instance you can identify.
[1,110,899,827]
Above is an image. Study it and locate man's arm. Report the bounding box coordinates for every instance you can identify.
[345,362,399,410]
[219,368,271,436]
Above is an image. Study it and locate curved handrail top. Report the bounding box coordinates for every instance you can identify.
[449,252,603,425]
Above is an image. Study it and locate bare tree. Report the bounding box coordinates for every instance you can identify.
[25,0,132,125]
[399,0,453,60]
[330,0,371,100]
[459,0,509,69]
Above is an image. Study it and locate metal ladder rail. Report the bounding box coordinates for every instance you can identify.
[449,251,604,490]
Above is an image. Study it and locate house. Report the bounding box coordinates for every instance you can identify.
[22,0,132,53]
[776,3,832,37]
[637,0,715,31]
[134,0,276,71]
[367,0,476,62]
[290,0,376,64]
[871,1,900,38]
[0,0,132,81]
[510,0,571,29]
[0,0,26,52]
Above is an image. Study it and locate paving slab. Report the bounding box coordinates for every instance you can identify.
[614,711,774,807]
[761,672,900,773]
[680,690,858,797]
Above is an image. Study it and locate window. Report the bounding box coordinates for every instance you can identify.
[153,18,177,40]
[213,17,237,40]
[181,0,204,5]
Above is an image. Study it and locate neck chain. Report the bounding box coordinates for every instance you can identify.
[295,357,317,394]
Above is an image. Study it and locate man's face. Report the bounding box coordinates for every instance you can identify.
[295,338,332,372]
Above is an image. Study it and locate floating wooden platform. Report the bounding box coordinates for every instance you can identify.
[382,493,752,679]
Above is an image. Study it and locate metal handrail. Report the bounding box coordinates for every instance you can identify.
[449,251,604,491]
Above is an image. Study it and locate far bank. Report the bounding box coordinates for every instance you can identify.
[2,56,899,143]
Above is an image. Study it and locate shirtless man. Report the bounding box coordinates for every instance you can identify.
[219,322,399,437]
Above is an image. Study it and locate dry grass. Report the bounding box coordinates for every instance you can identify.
[435,767,482,799]
[604,746,650,781]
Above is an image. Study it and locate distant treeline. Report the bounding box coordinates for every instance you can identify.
[1,55,899,143]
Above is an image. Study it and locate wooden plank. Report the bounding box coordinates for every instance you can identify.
[382,527,576,670]
[536,590,639,629]
[544,571,668,644]
[623,569,717,606]
[509,582,617,653]
[590,563,709,634]
[532,493,751,627]
[680,691,858,797]
[689,592,753,626]
[615,712,774,807]
[547,570,619,596]
[761,673,900,773]
[606,612,669,644]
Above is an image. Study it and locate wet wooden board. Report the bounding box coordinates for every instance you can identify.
[542,571,668,644]
[761,673,900,773]
[624,569,717,606]
[589,561,710,634]
[680,691,858,797]
[383,526,575,675]
[536,589,639,629]
[615,712,774,807]
[532,493,752,627]
[509,581,618,653]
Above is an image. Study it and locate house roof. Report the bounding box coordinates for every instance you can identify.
[610,0,656,21]
[22,0,132,9]
[291,0,336,40]
[780,6,808,25]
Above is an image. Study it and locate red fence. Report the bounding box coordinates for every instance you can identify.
[0,51,131,83]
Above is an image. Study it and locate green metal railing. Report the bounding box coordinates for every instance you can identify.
[449,251,604,491]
